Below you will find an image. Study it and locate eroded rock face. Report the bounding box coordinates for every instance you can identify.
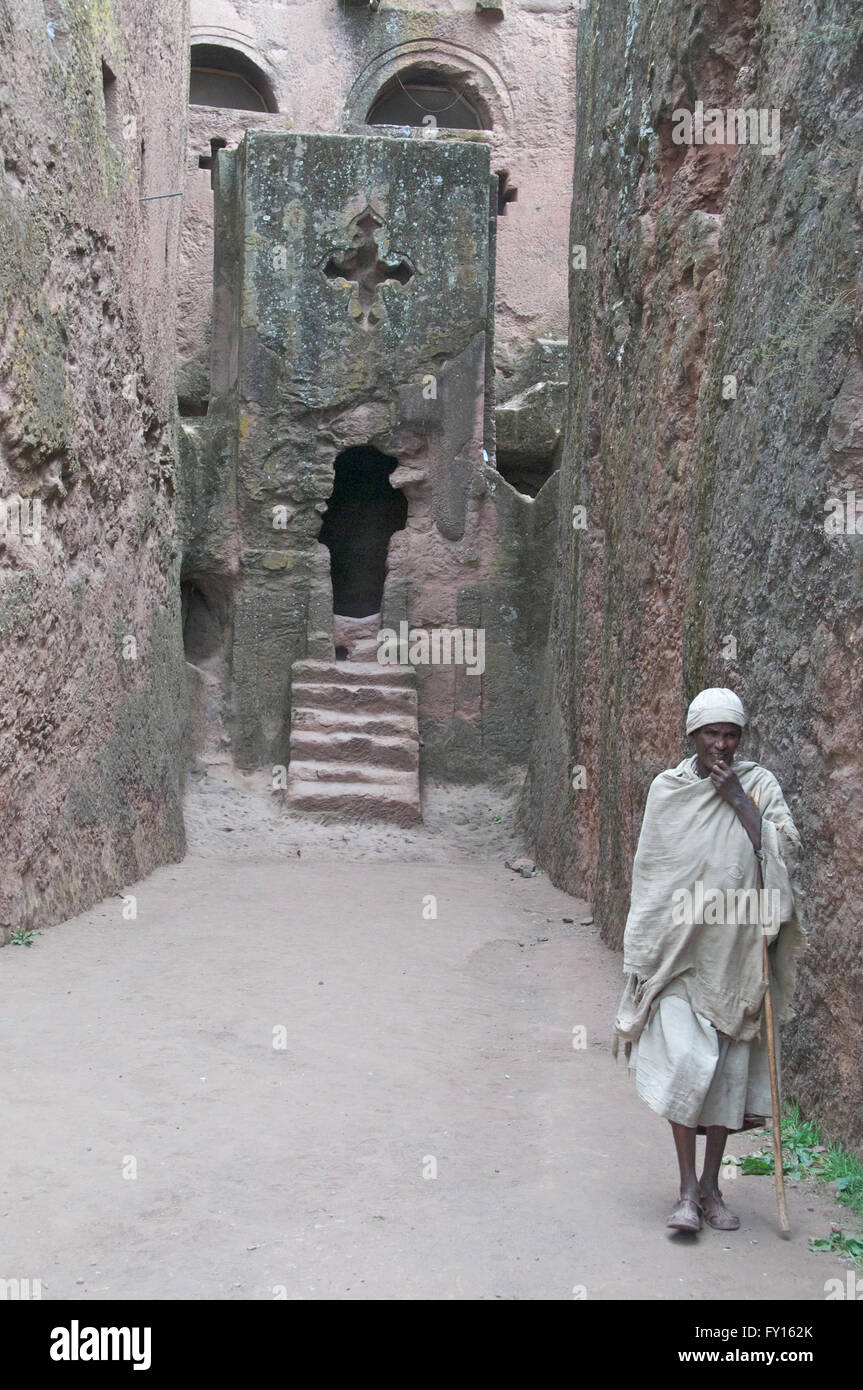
[0,0,189,940]
[521,0,863,1143]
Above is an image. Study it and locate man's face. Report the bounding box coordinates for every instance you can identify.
[693,722,742,770]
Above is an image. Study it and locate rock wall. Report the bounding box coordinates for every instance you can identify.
[521,0,863,1146]
[0,0,190,939]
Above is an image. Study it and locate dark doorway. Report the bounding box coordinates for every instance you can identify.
[180,574,231,665]
[319,446,407,618]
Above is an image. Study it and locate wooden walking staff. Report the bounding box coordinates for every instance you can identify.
[752,786,790,1235]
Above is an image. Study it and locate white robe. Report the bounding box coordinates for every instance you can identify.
[614,757,804,1129]
[627,978,773,1129]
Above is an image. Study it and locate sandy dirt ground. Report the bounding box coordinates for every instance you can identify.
[2,774,853,1300]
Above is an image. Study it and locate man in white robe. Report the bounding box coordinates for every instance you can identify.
[614,688,804,1232]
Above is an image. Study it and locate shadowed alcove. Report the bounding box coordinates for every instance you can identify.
[189,43,277,112]
[180,573,232,665]
[319,446,407,618]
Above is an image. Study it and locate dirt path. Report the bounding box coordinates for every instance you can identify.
[2,781,851,1300]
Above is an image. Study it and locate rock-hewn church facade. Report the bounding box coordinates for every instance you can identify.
[177,0,575,819]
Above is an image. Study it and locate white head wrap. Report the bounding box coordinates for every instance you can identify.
[685,687,747,735]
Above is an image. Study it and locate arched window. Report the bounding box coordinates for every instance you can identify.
[367,67,488,131]
[189,44,277,113]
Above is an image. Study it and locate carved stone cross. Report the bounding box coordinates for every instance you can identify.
[323,210,413,329]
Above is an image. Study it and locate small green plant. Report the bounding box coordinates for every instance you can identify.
[10,926,40,947]
[826,1154,863,1206]
[811,1232,863,1261]
[740,1114,821,1180]
[740,1103,863,1264]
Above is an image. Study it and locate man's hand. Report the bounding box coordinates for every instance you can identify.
[711,760,762,849]
[710,759,745,804]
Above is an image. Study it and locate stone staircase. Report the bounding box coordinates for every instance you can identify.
[286,659,421,825]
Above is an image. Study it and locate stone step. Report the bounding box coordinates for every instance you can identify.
[286,656,422,825]
[292,659,417,688]
[291,706,419,740]
[286,777,422,826]
[289,730,418,770]
[287,759,417,784]
[291,680,417,714]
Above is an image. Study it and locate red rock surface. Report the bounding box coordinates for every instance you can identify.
[521,0,863,1146]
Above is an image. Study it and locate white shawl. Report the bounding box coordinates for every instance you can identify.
[614,758,804,1046]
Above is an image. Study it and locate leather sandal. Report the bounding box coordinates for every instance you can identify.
[666,1196,702,1231]
[697,1186,740,1230]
